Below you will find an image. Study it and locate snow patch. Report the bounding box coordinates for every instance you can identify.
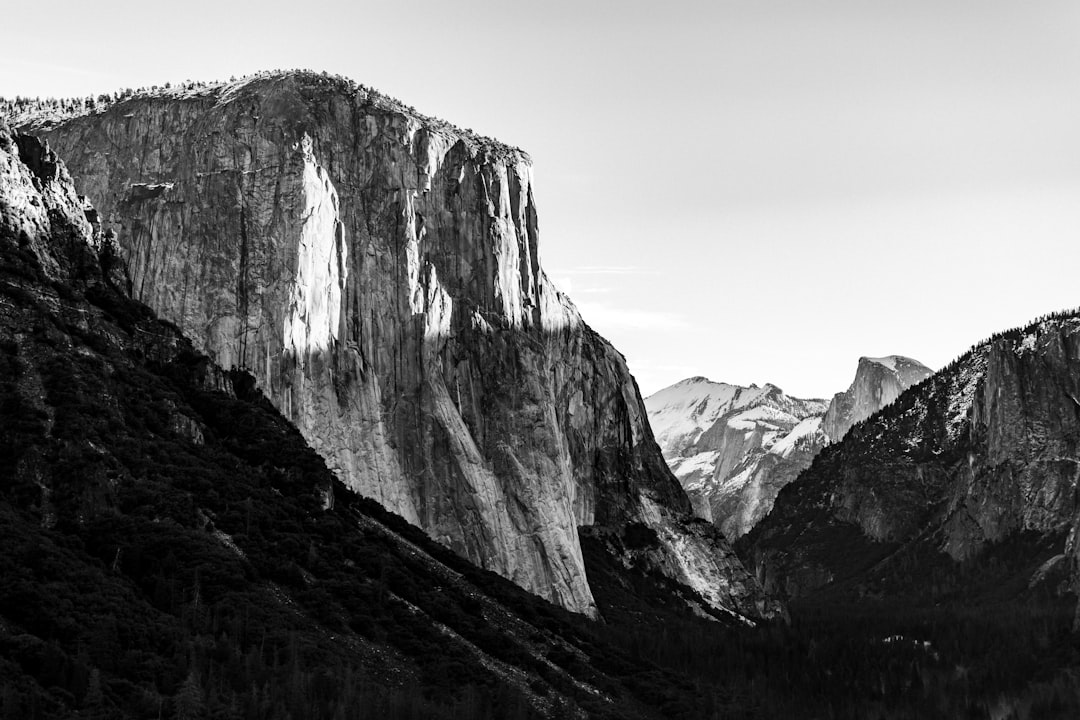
[770,416,823,458]
[672,451,721,480]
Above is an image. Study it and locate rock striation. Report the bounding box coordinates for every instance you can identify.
[646,357,930,539]
[14,71,779,620]
[740,314,1080,610]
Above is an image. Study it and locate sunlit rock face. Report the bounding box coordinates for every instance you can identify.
[0,122,99,283]
[283,134,346,363]
[24,71,780,620]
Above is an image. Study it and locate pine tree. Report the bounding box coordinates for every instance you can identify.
[174,671,206,720]
[84,668,105,710]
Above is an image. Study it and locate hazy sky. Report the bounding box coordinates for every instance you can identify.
[5,1,1079,397]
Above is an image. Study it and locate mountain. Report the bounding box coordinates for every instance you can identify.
[9,71,779,622]
[7,99,1080,720]
[821,355,933,442]
[740,312,1080,608]
[0,119,776,720]
[644,379,827,538]
[645,357,930,538]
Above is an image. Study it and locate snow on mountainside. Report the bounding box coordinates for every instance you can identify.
[645,379,828,538]
[648,378,782,450]
[647,355,931,539]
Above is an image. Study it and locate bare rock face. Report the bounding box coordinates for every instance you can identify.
[645,379,827,538]
[19,72,779,620]
[821,355,932,442]
[741,315,1080,607]
[0,121,99,283]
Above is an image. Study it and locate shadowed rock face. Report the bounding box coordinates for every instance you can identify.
[22,72,779,620]
[741,317,1080,610]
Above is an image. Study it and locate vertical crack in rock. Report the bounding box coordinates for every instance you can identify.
[237,199,250,363]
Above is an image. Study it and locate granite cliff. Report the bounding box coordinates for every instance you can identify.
[14,71,778,620]
[645,356,930,539]
[821,355,932,442]
[0,123,742,718]
[741,313,1080,610]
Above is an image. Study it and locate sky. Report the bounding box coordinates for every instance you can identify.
[4,0,1079,398]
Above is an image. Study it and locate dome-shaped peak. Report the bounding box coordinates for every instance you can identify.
[859,355,931,374]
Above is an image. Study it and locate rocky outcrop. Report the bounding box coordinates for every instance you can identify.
[0,121,100,285]
[15,71,780,620]
[741,315,1080,607]
[821,355,932,442]
[646,359,930,539]
[645,379,827,538]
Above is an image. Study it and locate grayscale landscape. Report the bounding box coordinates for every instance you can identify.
[2,2,1078,718]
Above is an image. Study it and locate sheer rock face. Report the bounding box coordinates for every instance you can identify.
[741,318,1080,607]
[822,356,932,442]
[23,73,779,620]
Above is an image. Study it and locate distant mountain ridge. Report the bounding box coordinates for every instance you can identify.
[645,379,827,538]
[646,356,931,538]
